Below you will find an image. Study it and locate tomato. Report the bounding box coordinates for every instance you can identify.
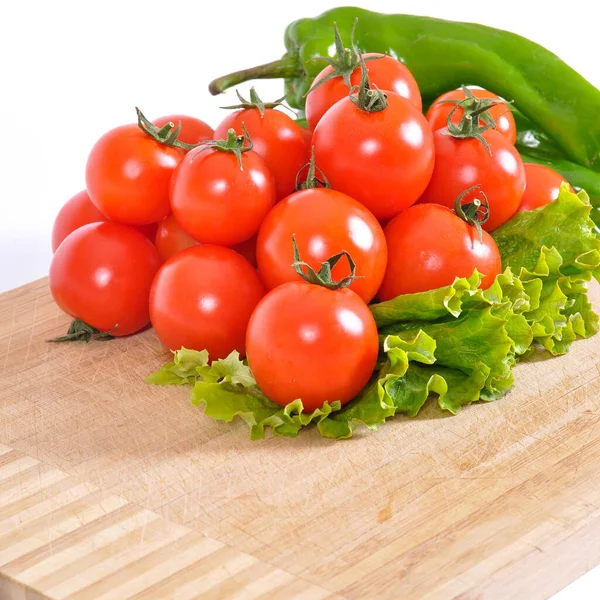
[313,92,434,220]
[378,204,502,300]
[153,114,214,146]
[518,163,569,212]
[51,190,107,252]
[420,129,525,231]
[86,124,185,226]
[256,188,387,303]
[299,125,312,151]
[232,235,258,268]
[306,54,422,131]
[155,214,198,261]
[136,222,159,242]
[214,109,309,201]
[49,222,161,336]
[170,144,276,246]
[150,245,265,359]
[426,88,517,144]
[246,282,378,410]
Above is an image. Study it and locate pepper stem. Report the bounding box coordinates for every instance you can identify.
[453,185,490,243]
[295,147,330,190]
[292,235,360,290]
[208,56,301,96]
[190,124,253,170]
[47,318,117,343]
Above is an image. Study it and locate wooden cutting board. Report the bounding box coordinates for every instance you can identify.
[1,278,600,600]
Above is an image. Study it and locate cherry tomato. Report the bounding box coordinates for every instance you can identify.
[155,214,198,261]
[256,188,387,303]
[214,109,309,201]
[136,222,159,242]
[170,146,276,246]
[518,163,569,212]
[153,114,214,146]
[299,126,312,151]
[51,190,107,252]
[420,129,525,231]
[49,222,161,336]
[150,245,265,359]
[232,235,258,268]
[246,282,379,410]
[426,88,517,144]
[378,204,502,300]
[313,92,434,220]
[306,54,422,131]
[86,124,185,226]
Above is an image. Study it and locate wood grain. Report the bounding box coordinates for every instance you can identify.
[1,277,600,599]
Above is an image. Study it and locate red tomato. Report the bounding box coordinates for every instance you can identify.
[214,109,309,201]
[256,188,387,303]
[232,235,258,268]
[420,129,525,231]
[136,222,159,242]
[155,214,198,261]
[378,204,502,300]
[426,88,517,144]
[49,222,161,336]
[246,282,378,410]
[150,245,265,359]
[313,92,434,220]
[51,190,107,252]
[86,124,185,226]
[306,54,422,131]
[170,146,276,246]
[153,114,214,146]
[299,126,312,151]
[518,163,569,212]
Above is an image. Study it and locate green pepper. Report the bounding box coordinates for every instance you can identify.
[209,7,600,173]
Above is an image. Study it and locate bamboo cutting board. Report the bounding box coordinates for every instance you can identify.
[1,278,600,600]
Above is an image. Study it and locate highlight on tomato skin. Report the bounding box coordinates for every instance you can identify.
[49,222,162,337]
[149,245,266,360]
[517,163,571,212]
[377,203,502,300]
[245,281,379,411]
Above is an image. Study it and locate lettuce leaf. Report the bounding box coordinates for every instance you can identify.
[146,185,599,440]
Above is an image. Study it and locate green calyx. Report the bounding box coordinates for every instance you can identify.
[442,86,499,154]
[190,123,253,170]
[307,19,383,96]
[47,318,116,343]
[221,86,295,118]
[295,147,330,190]
[292,234,359,290]
[454,184,490,243]
[136,107,197,151]
[349,54,388,113]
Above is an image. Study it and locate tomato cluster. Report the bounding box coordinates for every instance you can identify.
[49,52,570,411]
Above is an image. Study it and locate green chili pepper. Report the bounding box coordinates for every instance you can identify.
[209,7,600,173]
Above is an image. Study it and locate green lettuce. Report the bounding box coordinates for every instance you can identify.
[147,185,600,439]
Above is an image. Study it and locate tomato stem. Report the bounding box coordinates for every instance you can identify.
[292,235,361,290]
[47,318,117,343]
[295,147,330,190]
[349,54,388,113]
[220,87,296,118]
[305,19,384,98]
[190,124,253,170]
[136,108,198,151]
[453,185,490,242]
[441,86,499,154]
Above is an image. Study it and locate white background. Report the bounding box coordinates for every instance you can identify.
[0,1,598,597]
